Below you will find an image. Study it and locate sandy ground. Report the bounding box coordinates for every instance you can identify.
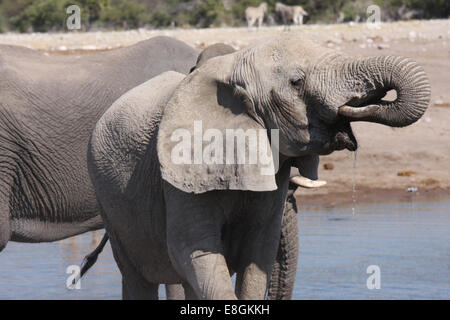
[1,20,449,207]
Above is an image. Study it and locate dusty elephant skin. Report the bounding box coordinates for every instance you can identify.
[0,36,198,251]
[88,34,430,299]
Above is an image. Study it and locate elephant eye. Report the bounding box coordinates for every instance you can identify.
[290,70,305,87]
[290,78,303,87]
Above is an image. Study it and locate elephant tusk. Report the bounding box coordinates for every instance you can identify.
[290,176,327,188]
[338,104,380,119]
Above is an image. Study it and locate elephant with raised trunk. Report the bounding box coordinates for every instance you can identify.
[88,34,430,299]
[80,42,319,300]
[0,36,198,251]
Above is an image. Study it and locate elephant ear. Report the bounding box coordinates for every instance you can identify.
[292,155,319,180]
[190,43,236,73]
[157,53,277,194]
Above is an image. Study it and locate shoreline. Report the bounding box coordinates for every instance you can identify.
[296,186,450,209]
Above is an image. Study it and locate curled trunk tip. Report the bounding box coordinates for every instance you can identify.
[339,55,431,127]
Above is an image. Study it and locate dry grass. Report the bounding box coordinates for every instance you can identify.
[420,178,440,186]
[397,170,417,177]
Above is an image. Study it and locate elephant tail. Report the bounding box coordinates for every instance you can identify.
[76,233,109,282]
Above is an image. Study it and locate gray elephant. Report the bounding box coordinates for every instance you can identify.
[87,34,430,299]
[0,36,198,252]
[81,43,313,300]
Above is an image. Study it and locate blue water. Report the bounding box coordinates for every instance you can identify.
[295,199,450,299]
[0,198,449,299]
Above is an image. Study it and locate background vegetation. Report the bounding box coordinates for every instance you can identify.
[0,0,448,32]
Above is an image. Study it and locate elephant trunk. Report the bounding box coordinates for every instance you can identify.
[338,55,431,127]
[268,192,298,300]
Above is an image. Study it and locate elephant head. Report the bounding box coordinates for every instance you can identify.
[194,43,322,183]
[158,34,430,194]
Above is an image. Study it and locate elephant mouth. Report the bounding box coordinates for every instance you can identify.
[326,120,357,153]
[330,93,386,152]
[332,122,357,151]
[313,119,357,155]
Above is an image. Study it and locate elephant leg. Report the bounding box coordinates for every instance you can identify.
[165,282,198,300]
[122,273,158,300]
[182,282,199,300]
[167,231,236,299]
[235,213,283,299]
[165,190,236,300]
[110,231,159,300]
[268,189,299,300]
[0,191,10,252]
[168,244,235,299]
[165,284,185,300]
[235,264,268,300]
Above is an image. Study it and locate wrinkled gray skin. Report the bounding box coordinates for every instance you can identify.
[0,36,198,252]
[88,34,430,299]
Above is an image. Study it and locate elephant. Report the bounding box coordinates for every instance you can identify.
[0,36,199,252]
[87,34,430,299]
[80,42,320,300]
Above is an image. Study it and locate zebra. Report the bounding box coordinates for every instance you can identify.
[275,2,308,26]
[245,2,268,28]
